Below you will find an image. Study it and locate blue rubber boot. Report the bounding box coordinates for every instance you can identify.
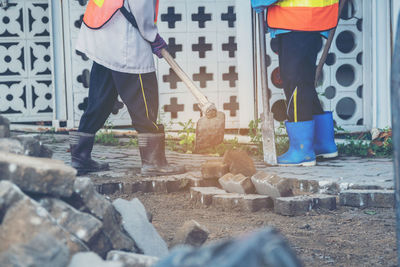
[278,120,316,166]
[313,111,338,158]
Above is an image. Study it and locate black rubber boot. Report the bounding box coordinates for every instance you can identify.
[138,133,186,176]
[69,131,110,176]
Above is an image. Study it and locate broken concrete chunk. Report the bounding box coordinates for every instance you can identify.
[0,152,76,197]
[107,251,159,267]
[251,171,293,198]
[201,160,229,179]
[69,177,110,220]
[274,196,314,216]
[172,220,209,247]
[0,115,10,138]
[15,134,53,158]
[0,180,27,223]
[219,173,255,194]
[339,189,394,208]
[223,150,256,177]
[0,198,88,254]
[0,138,24,154]
[113,198,169,257]
[40,198,103,243]
[190,187,227,206]
[0,233,70,267]
[68,252,123,267]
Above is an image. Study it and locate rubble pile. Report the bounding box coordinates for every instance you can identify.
[0,115,173,267]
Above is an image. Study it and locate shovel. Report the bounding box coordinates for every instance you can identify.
[161,49,225,151]
[256,11,277,165]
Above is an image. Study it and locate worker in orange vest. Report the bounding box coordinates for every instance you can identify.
[252,0,339,166]
[70,0,185,176]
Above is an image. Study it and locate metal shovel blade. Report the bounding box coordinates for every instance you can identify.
[195,111,225,151]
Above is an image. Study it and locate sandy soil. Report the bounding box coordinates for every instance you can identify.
[111,191,397,267]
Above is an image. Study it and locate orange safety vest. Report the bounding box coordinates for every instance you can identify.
[267,0,339,32]
[83,0,159,30]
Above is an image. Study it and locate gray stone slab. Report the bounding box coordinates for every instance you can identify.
[251,171,293,198]
[0,138,24,154]
[113,198,169,257]
[274,196,314,216]
[107,251,159,267]
[219,173,255,194]
[68,252,123,267]
[0,180,27,222]
[0,152,76,197]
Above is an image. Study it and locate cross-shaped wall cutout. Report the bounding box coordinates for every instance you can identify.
[221,6,236,28]
[163,68,182,89]
[193,67,213,88]
[192,7,211,28]
[167,38,183,58]
[161,7,182,29]
[192,37,212,58]
[222,36,237,58]
[223,96,239,117]
[222,66,238,88]
[164,97,184,119]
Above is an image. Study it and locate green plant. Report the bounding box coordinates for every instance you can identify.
[95,120,119,146]
[124,137,138,147]
[177,120,195,153]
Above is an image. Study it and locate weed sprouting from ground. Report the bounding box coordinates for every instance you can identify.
[95,120,119,146]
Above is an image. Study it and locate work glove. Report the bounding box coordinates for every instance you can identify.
[151,34,168,58]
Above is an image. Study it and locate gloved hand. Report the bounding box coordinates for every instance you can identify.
[151,34,168,58]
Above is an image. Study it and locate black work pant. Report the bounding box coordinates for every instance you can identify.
[278,32,324,122]
[78,62,161,134]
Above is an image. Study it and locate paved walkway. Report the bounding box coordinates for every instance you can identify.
[47,134,394,192]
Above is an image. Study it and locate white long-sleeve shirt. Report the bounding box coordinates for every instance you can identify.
[76,0,158,74]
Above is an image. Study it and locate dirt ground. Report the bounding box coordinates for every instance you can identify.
[112,191,396,267]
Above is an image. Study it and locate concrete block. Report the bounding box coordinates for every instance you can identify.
[0,152,76,197]
[201,160,229,179]
[274,196,314,216]
[251,171,293,198]
[0,139,24,155]
[291,179,320,194]
[172,220,209,247]
[0,181,27,222]
[190,187,227,206]
[113,198,169,257]
[223,150,256,176]
[0,115,10,138]
[0,233,69,267]
[212,194,272,212]
[219,173,255,194]
[107,251,159,267]
[312,194,337,210]
[339,190,395,208]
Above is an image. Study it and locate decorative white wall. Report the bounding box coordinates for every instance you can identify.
[0,0,396,132]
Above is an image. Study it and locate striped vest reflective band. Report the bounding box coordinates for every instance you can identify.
[83,0,159,30]
[267,0,339,32]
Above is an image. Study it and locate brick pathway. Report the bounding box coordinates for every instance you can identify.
[48,135,394,193]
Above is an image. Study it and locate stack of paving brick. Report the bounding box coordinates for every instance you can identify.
[192,149,338,216]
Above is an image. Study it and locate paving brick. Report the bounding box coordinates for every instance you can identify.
[219,173,255,194]
[274,196,314,216]
[312,194,337,210]
[201,160,229,179]
[190,187,227,206]
[223,150,256,177]
[339,190,395,208]
[213,193,273,212]
[291,179,320,194]
[251,171,293,198]
[172,220,209,247]
[0,152,76,197]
